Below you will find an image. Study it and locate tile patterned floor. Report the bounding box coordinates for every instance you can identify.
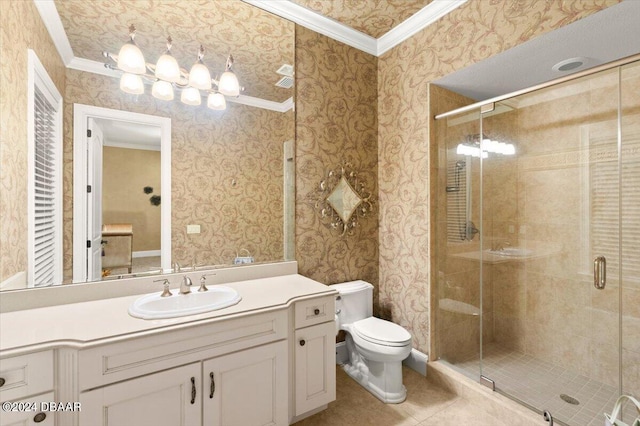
[450,343,639,426]
[294,366,511,426]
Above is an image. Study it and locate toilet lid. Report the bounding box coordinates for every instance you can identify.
[352,317,412,347]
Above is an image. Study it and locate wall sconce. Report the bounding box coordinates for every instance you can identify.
[103,25,243,111]
[308,163,374,236]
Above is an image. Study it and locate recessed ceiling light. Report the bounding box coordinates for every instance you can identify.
[552,57,587,72]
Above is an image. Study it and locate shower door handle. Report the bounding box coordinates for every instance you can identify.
[594,256,606,290]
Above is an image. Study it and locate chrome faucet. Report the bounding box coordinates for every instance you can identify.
[180,275,193,294]
[173,262,182,273]
[154,278,173,297]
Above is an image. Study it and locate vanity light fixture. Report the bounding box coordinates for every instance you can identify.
[103,25,243,111]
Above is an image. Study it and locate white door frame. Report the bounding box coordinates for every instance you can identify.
[73,104,172,283]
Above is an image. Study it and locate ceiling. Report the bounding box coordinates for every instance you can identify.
[434,0,640,103]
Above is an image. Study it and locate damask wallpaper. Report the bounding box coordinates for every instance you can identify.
[294,27,379,299]
[64,69,293,280]
[377,0,622,354]
[0,0,66,284]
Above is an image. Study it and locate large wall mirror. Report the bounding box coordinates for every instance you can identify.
[0,0,295,292]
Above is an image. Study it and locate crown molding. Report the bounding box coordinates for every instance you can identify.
[242,0,467,57]
[377,0,469,56]
[242,0,378,56]
[33,0,74,65]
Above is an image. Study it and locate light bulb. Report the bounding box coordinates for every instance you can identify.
[180,87,201,106]
[120,73,144,94]
[117,41,146,74]
[155,52,181,83]
[218,71,240,97]
[152,80,174,100]
[207,93,226,110]
[189,60,212,90]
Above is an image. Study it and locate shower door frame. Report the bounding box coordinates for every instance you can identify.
[434,53,640,425]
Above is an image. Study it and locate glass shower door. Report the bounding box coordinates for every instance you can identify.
[480,66,623,426]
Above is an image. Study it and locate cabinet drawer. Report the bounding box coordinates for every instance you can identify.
[295,296,335,329]
[0,351,53,402]
[0,391,55,426]
[79,309,287,391]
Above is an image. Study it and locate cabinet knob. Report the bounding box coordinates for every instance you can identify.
[314,308,320,315]
[33,412,47,423]
[299,339,306,346]
[0,377,5,387]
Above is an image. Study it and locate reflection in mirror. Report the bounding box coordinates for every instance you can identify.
[0,0,295,292]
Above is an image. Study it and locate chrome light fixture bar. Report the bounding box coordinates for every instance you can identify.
[103,25,242,111]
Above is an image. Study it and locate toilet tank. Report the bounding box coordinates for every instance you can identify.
[330,280,373,325]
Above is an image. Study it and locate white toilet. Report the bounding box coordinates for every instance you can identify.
[330,280,412,403]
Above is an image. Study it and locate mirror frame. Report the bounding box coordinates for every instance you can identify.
[72,104,172,283]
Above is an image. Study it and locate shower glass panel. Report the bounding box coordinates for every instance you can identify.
[621,60,640,413]
[480,67,622,426]
[435,57,640,426]
[433,96,483,380]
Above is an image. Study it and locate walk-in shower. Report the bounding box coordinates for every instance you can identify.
[432,54,640,426]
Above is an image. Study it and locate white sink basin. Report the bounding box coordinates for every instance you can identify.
[129,286,241,319]
[488,247,533,257]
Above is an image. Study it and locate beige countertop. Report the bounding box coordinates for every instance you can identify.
[0,274,335,356]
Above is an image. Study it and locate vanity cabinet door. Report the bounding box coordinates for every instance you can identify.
[0,392,54,426]
[203,341,287,426]
[294,322,336,416]
[79,363,201,426]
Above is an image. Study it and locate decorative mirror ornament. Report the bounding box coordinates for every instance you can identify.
[309,163,374,236]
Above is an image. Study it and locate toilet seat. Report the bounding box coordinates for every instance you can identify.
[352,317,411,347]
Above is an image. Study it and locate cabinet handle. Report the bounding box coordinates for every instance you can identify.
[299,339,306,346]
[190,377,196,404]
[314,308,320,315]
[33,412,47,423]
[209,372,215,399]
[0,377,5,387]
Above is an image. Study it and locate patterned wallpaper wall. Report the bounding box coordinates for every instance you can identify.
[377,0,622,354]
[0,0,66,283]
[64,70,293,280]
[294,27,379,296]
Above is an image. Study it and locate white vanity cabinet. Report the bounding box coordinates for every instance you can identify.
[79,363,201,426]
[0,351,55,426]
[292,296,336,418]
[203,341,288,426]
[0,274,338,426]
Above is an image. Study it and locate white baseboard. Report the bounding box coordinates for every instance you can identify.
[132,250,161,258]
[403,348,429,376]
[0,271,27,290]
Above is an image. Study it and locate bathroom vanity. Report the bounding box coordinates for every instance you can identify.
[0,273,337,426]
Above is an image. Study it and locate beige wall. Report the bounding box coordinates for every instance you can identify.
[294,27,379,299]
[0,0,66,283]
[102,146,161,252]
[377,0,622,355]
[64,70,293,279]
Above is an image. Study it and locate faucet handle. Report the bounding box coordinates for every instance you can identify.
[154,279,172,297]
[198,273,216,292]
[173,262,182,273]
